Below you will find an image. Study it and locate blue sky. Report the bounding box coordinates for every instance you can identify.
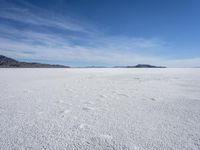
[0,0,200,67]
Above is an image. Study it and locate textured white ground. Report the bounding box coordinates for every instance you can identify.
[0,68,200,150]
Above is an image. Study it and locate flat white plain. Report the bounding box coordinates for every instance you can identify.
[0,68,200,150]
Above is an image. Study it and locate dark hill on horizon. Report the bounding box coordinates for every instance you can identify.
[115,64,166,68]
[127,64,166,68]
[0,55,70,68]
[0,55,167,68]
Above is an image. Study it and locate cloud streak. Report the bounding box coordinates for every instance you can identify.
[0,0,199,67]
[0,0,92,33]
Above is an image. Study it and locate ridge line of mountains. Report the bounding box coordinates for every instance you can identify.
[0,55,166,68]
[0,55,69,68]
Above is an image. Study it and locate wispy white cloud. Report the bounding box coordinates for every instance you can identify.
[1,31,199,68]
[0,23,165,65]
[0,0,93,33]
[0,0,199,67]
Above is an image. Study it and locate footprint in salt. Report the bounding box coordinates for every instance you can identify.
[79,123,90,130]
[84,101,94,105]
[150,98,156,101]
[82,100,98,112]
[117,93,129,98]
[60,109,71,117]
[82,106,97,112]
[99,94,108,99]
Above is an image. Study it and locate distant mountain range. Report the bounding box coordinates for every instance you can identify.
[126,64,166,68]
[0,54,166,68]
[0,55,70,68]
[115,64,166,68]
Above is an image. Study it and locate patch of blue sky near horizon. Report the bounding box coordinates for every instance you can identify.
[0,0,200,67]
